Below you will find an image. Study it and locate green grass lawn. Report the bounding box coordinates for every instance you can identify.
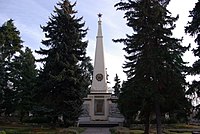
[1,123,200,134]
[110,124,200,134]
[0,125,85,134]
[1,126,57,134]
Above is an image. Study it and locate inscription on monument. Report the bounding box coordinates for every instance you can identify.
[94,99,104,115]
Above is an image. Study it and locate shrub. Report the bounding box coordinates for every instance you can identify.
[0,130,6,134]
[59,128,78,134]
[110,127,129,134]
[24,116,51,123]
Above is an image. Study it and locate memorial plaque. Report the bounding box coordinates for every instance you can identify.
[94,99,104,115]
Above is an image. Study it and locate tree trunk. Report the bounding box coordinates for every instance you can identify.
[144,111,150,134]
[155,102,162,134]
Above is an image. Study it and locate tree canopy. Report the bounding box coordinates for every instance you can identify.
[185,0,200,119]
[114,0,191,133]
[113,74,121,97]
[35,0,91,127]
[0,19,23,116]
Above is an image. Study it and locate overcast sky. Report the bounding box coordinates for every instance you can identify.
[0,0,198,86]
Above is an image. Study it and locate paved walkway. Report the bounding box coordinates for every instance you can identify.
[81,127,111,134]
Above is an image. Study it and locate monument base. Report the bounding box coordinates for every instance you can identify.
[79,93,124,125]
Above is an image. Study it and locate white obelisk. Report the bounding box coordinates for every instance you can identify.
[91,13,108,93]
[79,14,124,123]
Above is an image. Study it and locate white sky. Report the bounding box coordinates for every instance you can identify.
[0,0,198,86]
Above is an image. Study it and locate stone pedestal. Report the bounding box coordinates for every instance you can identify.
[79,94,124,124]
[81,93,112,121]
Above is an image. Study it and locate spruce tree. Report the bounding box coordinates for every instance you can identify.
[0,19,23,116]
[185,0,200,119]
[36,0,90,127]
[113,74,121,97]
[118,80,142,125]
[11,47,37,121]
[114,0,190,133]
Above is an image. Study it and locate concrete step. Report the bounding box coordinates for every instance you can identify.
[79,121,119,127]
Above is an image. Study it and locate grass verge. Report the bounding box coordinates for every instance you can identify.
[0,125,85,134]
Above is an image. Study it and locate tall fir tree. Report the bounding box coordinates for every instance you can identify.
[35,0,91,127]
[11,47,37,121]
[0,19,23,116]
[185,0,200,119]
[113,74,121,97]
[114,0,190,133]
[118,80,142,125]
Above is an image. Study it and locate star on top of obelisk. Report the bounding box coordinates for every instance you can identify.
[98,13,102,21]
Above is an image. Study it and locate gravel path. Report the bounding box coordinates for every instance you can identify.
[81,127,111,134]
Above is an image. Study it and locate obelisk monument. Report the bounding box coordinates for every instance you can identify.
[91,13,108,93]
[79,14,124,124]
